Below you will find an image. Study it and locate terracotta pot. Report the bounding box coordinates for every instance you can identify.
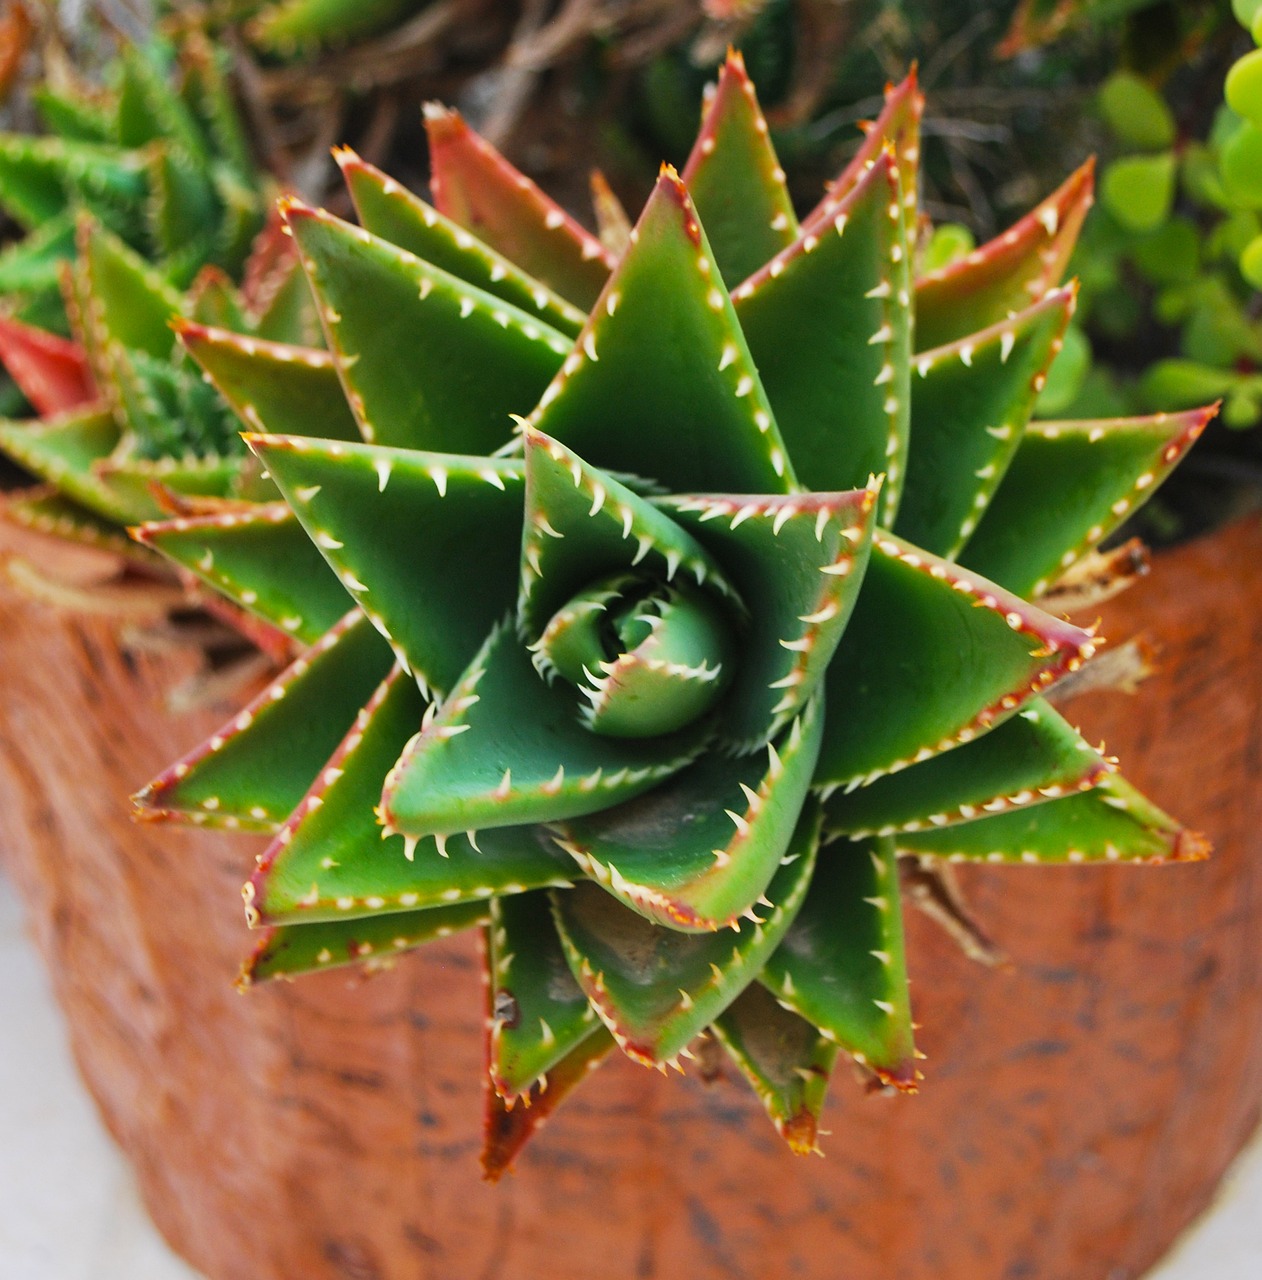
[2,516,1261,1280]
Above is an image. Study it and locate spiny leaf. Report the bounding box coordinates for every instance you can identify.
[116,44,209,159]
[894,285,1076,558]
[712,981,838,1155]
[553,696,822,933]
[481,1025,615,1183]
[733,151,910,522]
[761,836,915,1088]
[177,321,360,442]
[0,209,76,296]
[249,667,573,924]
[530,168,795,497]
[0,316,95,415]
[249,433,525,693]
[187,266,250,331]
[74,215,184,361]
[681,49,798,287]
[551,801,819,1067]
[0,406,128,522]
[134,610,392,832]
[146,141,218,262]
[94,453,242,523]
[488,891,601,1098]
[915,159,1094,351]
[823,697,1111,837]
[132,502,351,643]
[662,485,878,747]
[243,900,487,985]
[803,69,923,248]
[381,621,709,840]
[816,533,1099,786]
[0,486,154,562]
[338,148,586,337]
[282,200,569,453]
[0,135,145,229]
[897,772,1210,864]
[518,427,735,643]
[425,104,614,310]
[959,406,1217,598]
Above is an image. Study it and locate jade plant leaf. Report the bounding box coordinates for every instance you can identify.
[761,836,915,1088]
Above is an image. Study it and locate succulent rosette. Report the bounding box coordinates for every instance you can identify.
[131,55,1213,1175]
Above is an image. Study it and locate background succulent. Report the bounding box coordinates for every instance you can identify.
[132,54,1213,1175]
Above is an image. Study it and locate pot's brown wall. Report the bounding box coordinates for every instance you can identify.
[2,517,1261,1280]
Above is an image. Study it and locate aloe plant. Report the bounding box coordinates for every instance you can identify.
[0,34,266,333]
[0,206,326,579]
[131,54,1214,1176]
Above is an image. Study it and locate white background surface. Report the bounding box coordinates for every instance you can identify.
[2,867,1260,1280]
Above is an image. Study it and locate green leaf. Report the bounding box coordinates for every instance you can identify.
[761,836,915,1087]
[93,454,242,523]
[517,427,735,643]
[553,696,822,932]
[915,160,1094,351]
[894,285,1074,558]
[823,698,1109,837]
[481,1025,615,1183]
[338,148,586,337]
[425,104,614,310]
[1,486,152,562]
[0,136,145,230]
[249,433,526,693]
[75,217,184,361]
[283,200,569,452]
[116,44,210,159]
[815,533,1098,786]
[896,773,1209,864]
[134,610,392,832]
[551,800,819,1067]
[680,49,798,287]
[133,502,351,643]
[488,891,601,1097]
[0,407,127,522]
[177,321,360,442]
[959,406,1216,597]
[381,621,709,839]
[1101,153,1176,234]
[249,0,429,56]
[0,210,76,296]
[146,142,218,261]
[712,983,838,1155]
[1226,47,1262,130]
[1222,122,1262,209]
[661,484,878,748]
[243,900,487,985]
[249,667,573,923]
[1098,73,1175,151]
[530,169,795,496]
[806,70,922,250]
[734,151,910,522]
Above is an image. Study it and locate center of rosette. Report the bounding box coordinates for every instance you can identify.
[535,572,733,738]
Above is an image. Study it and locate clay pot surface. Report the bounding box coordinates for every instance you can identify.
[2,517,1261,1280]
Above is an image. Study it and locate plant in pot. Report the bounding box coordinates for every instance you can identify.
[4,49,1256,1280]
